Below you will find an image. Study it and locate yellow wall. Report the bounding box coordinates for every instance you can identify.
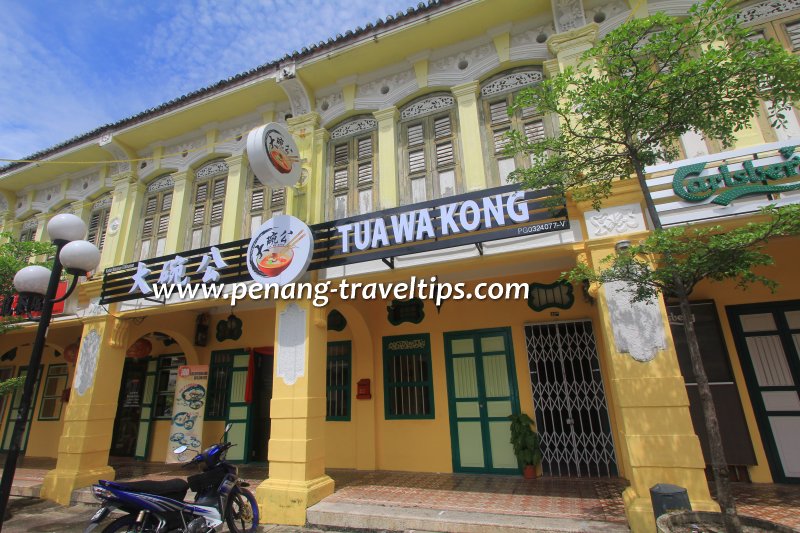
[0,323,83,459]
[686,238,800,483]
[322,268,598,473]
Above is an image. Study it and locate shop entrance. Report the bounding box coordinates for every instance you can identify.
[249,350,273,462]
[728,301,800,482]
[525,320,617,477]
[444,328,520,474]
[110,358,149,457]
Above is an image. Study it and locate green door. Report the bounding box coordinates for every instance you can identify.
[444,328,520,474]
[1,365,43,452]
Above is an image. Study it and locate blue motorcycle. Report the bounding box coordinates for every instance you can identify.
[86,424,259,533]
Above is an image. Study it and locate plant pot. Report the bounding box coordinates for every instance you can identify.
[656,511,799,532]
[522,465,538,479]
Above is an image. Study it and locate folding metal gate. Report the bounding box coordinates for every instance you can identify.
[525,320,617,477]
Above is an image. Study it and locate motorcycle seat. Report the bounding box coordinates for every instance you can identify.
[104,478,189,500]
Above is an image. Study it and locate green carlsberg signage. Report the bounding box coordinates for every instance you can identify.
[673,146,800,205]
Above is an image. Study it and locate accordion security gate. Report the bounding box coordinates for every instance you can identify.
[525,320,618,477]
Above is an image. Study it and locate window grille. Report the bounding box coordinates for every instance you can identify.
[326,342,351,421]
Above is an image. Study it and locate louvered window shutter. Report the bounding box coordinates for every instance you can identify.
[333,168,349,191]
[251,188,264,212]
[786,21,800,51]
[489,101,509,124]
[213,178,226,199]
[434,116,454,169]
[195,182,208,204]
[193,205,205,227]
[334,144,349,166]
[524,120,545,143]
[87,212,101,246]
[144,196,157,216]
[142,218,154,239]
[210,202,223,223]
[97,210,109,252]
[271,188,285,207]
[493,128,511,154]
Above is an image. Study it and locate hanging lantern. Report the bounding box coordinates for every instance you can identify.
[63,342,80,364]
[126,338,153,359]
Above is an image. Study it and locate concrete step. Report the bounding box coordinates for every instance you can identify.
[307,501,630,533]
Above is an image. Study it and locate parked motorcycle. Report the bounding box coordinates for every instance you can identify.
[85,424,258,533]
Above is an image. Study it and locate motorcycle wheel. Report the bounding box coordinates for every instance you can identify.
[225,488,259,533]
[99,515,139,532]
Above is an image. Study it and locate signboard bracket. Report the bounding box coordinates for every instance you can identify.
[475,243,484,256]
[382,257,395,270]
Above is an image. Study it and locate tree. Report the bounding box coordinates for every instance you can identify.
[506,1,800,532]
[0,232,55,333]
[0,232,54,398]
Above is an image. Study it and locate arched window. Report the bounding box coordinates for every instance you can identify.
[399,94,460,204]
[327,116,378,219]
[137,174,174,260]
[189,159,227,249]
[18,217,38,242]
[480,69,546,186]
[87,194,112,253]
[247,174,285,237]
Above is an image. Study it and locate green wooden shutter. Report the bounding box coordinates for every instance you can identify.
[134,359,157,460]
[225,352,251,463]
[1,366,43,452]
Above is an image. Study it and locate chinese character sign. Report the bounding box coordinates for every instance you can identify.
[166,365,209,463]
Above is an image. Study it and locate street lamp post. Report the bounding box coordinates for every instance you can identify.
[0,214,101,527]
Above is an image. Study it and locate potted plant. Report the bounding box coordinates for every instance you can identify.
[508,412,542,479]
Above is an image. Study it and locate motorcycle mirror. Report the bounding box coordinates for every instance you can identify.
[173,445,188,454]
[225,423,232,433]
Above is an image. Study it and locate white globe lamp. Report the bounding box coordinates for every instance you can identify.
[47,213,87,243]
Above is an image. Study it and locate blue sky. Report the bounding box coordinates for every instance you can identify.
[0,0,416,161]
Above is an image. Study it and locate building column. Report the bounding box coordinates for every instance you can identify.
[451,82,488,192]
[256,295,333,525]
[220,152,248,242]
[107,174,145,268]
[373,107,399,210]
[586,237,718,533]
[164,170,193,254]
[40,313,129,505]
[286,112,321,223]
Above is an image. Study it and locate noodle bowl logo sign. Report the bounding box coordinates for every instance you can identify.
[247,214,313,286]
[246,122,302,188]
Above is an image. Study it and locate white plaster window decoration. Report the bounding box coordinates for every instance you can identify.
[553,0,587,33]
[737,0,800,26]
[277,303,307,385]
[74,329,101,396]
[604,281,667,362]
[400,95,455,121]
[481,70,544,98]
[330,117,377,140]
[584,204,645,239]
[195,159,228,180]
[146,174,175,193]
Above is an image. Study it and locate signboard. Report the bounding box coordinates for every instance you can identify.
[100,184,569,304]
[247,215,313,286]
[246,122,302,188]
[645,139,800,226]
[166,365,209,463]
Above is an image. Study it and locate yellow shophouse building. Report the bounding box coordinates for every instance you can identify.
[0,1,799,532]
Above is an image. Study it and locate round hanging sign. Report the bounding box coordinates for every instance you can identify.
[246,122,301,188]
[247,214,313,286]
[126,338,153,359]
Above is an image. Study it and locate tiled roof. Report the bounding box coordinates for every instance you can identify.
[1,0,456,175]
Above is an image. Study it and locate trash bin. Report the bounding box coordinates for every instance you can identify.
[650,483,691,520]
